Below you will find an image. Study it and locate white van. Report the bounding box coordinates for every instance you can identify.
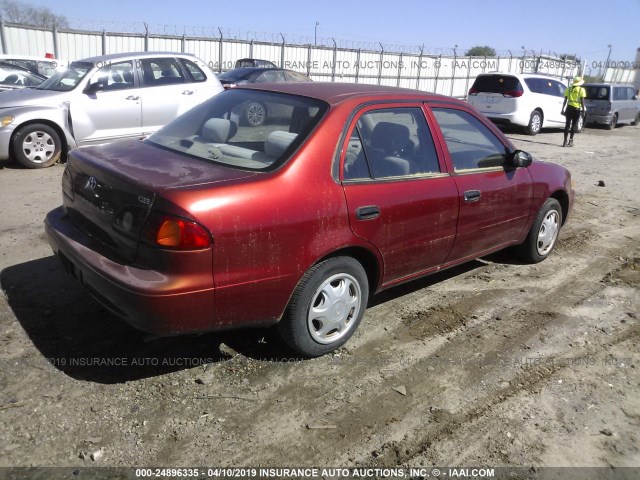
[467,72,577,135]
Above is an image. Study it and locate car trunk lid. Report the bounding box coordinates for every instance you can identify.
[62,139,257,263]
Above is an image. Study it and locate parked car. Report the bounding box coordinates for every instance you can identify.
[234,58,278,69]
[0,62,47,91]
[583,83,640,129]
[45,82,574,357]
[467,72,580,135]
[0,54,66,77]
[217,67,312,126]
[0,51,223,168]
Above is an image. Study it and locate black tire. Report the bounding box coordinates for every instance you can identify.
[607,113,617,130]
[631,112,640,126]
[525,110,542,135]
[516,198,563,263]
[278,257,369,357]
[242,101,267,127]
[11,123,61,168]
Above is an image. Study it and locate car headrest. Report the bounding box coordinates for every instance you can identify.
[202,118,237,143]
[264,131,298,158]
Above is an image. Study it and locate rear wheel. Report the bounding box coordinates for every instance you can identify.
[11,123,61,168]
[516,198,562,263]
[243,101,266,127]
[607,113,618,130]
[278,257,369,357]
[526,110,542,135]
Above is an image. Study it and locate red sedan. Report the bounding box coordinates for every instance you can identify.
[45,82,574,357]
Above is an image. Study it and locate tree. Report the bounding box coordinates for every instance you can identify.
[464,45,497,57]
[0,0,69,28]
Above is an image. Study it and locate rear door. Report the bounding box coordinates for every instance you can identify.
[341,104,459,286]
[70,59,143,145]
[429,106,533,262]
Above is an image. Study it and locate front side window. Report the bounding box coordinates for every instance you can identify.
[140,58,185,86]
[432,108,508,171]
[145,89,327,171]
[343,107,439,181]
[86,60,135,91]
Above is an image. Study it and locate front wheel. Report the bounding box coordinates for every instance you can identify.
[516,198,562,263]
[278,257,369,357]
[11,123,62,168]
[631,112,640,126]
[526,110,542,135]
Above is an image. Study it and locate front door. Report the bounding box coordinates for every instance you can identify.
[70,60,142,145]
[429,106,533,262]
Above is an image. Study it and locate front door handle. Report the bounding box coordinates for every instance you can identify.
[355,205,380,220]
[464,190,481,203]
[126,95,140,101]
[182,90,194,95]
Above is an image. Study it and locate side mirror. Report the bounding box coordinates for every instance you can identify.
[510,150,532,168]
[633,95,638,101]
[83,81,105,95]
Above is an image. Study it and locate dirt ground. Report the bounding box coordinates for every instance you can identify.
[0,122,639,475]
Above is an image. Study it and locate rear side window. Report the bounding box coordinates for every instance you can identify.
[524,78,565,97]
[140,58,185,86]
[432,108,508,171]
[179,58,207,83]
[470,75,522,95]
[343,107,440,181]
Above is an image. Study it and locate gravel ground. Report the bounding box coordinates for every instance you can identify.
[0,123,639,476]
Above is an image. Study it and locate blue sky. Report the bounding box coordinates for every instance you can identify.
[35,0,640,61]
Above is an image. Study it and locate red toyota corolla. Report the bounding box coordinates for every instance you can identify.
[45,82,574,357]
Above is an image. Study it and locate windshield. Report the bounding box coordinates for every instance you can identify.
[0,65,45,87]
[36,61,93,91]
[145,89,328,171]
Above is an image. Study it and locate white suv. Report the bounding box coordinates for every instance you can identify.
[467,72,579,135]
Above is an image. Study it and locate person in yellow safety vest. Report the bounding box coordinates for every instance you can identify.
[561,75,586,147]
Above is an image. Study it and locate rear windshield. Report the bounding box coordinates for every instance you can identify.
[471,75,522,94]
[145,88,328,171]
[585,86,610,100]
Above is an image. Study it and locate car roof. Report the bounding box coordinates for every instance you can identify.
[584,82,635,87]
[477,72,562,80]
[239,82,459,106]
[222,67,304,75]
[74,51,202,63]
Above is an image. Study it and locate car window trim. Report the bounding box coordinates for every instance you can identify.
[334,100,446,183]
[426,103,515,174]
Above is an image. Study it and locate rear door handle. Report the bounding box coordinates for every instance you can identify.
[464,190,481,203]
[126,95,140,100]
[182,90,194,95]
[355,205,380,220]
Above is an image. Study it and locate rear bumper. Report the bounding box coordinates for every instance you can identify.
[585,113,612,125]
[44,206,217,336]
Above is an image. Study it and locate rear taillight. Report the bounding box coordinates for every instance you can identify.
[468,88,478,95]
[503,90,523,98]
[142,212,211,250]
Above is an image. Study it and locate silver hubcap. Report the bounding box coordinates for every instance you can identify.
[247,104,265,126]
[23,131,56,164]
[307,273,361,345]
[537,210,559,255]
